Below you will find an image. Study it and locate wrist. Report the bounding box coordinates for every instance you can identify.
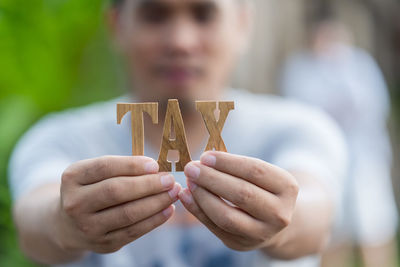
[49,193,87,259]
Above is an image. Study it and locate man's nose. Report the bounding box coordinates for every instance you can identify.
[164,19,199,55]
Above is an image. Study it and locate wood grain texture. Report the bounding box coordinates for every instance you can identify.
[117,103,158,156]
[157,99,191,172]
[196,101,234,152]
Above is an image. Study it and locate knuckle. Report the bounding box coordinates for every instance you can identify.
[288,179,299,195]
[263,232,276,243]
[95,157,110,173]
[125,226,141,240]
[253,226,272,243]
[57,239,78,252]
[285,174,299,195]
[76,219,94,236]
[223,241,248,251]
[235,184,253,206]
[94,239,120,254]
[102,182,121,203]
[127,157,140,171]
[61,167,77,184]
[107,244,123,253]
[254,235,267,245]
[87,219,104,237]
[249,163,267,180]
[274,209,291,228]
[97,236,111,246]
[223,238,254,252]
[246,235,265,248]
[219,211,237,232]
[122,204,137,225]
[259,225,275,241]
[93,246,109,254]
[62,198,80,216]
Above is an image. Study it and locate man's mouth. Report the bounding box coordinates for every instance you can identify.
[155,65,201,85]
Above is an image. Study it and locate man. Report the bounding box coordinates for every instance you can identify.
[9,1,347,266]
[281,19,398,267]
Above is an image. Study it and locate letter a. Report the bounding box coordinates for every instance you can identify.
[196,101,234,152]
[158,99,191,172]
[117,103,158,156]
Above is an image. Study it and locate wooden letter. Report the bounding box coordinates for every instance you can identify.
[117,103,158,156]
[196,101,234,152]
[158,99,191,172]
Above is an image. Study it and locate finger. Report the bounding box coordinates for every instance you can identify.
[186,180,268,241]
[80,173,175,212]
[94,183,181,232]
[185,161,280,222]
[199,151,295,194]
[104,205,175,249]
[63,156,159,185]
[179,188,244,245]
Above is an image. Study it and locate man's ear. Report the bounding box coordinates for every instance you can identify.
[236,2,254,56]
[106,7,124,52]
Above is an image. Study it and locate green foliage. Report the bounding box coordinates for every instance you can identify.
[0,0,122,266]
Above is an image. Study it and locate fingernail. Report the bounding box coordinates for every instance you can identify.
[188,181,197,192]
[168,183,181,199]
[179,189,193,204]
[161,174,174,189]
[145,161,159,173]
[185,163,200,180]
[200,153,216,167]
[162,205,175,217]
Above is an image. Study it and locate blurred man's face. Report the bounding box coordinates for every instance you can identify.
[111,0,249,104]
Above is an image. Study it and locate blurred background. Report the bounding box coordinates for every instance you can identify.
[0,0,399,266]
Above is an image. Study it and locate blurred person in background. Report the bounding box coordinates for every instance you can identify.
[8,1,348,267]
[281,17,398,267]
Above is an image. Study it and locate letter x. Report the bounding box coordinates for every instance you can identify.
[196,101,234,152]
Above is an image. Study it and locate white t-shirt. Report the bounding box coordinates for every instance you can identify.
[9,89,347,267]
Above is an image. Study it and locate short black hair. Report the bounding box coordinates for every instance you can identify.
[112,0,124,7]
[111,0,248,7]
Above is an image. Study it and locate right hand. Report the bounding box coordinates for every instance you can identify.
[54,156,180,254]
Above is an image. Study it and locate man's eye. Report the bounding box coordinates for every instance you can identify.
[141,8,168,24]
[193,6,216,24]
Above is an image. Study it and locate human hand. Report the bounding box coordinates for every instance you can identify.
[179,151,299,251]
[55,156,180,254]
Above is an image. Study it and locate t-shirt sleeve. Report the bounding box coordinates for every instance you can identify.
[268,106,348,228]
[8,114,76,202]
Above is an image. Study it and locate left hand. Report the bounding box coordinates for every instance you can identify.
[178,151,299,251]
